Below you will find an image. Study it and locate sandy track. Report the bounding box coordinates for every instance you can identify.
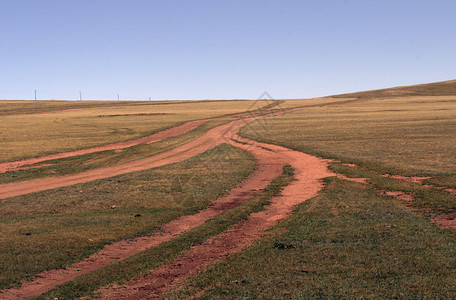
[98,135,333,299]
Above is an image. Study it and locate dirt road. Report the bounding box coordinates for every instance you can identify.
[1,132,286,299]
[99,135,333,299]
[1,127,331,300]
[0,118,255,199]
[0,119,209,174]
[0,99,368,298]
[0,98,366,175]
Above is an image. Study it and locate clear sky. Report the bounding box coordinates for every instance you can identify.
[1,0,455,100]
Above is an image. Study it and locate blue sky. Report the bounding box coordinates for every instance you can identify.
[1,0,455,100]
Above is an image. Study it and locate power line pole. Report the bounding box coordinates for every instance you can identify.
[79,91,82,101]
[34,89,37,101]
[117,94,119,101]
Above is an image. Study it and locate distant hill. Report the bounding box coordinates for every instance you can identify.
[333,79,456,98]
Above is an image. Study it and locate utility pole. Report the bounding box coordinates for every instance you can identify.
[149,97,151,101]
[117,94,119,101]
[79,91,82,101]
[34,89,37,101]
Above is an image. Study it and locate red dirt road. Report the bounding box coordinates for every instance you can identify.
[0,97,367,175]
[1,133,285,299]
[0,106,312,200]
[99,135,333,299]
[0,132,332,299]
[0,118,256,199]
[0,119,209,174]
[0,99,369,299]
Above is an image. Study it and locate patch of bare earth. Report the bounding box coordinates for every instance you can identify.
[336,174,369,184]
[341,163,357,168]
[379,190,456,233]
[381,174,456,195]
[432,213,456,233]
[381,174,431,184]
[380,190,414,202]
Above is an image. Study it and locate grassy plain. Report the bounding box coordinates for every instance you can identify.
[167,82,456,299]
[329,162,456,215]
[165,82,456,298]
[0,100,150,115]
[1,81,456,298]
[0,144,255,290]
[0,97,349,163]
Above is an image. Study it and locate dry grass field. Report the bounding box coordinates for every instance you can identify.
[241,95,456,175]
[333,79,456,99]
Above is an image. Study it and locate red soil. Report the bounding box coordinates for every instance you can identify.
[381,174,431,184]
[336,174,369,184]
[341,163,357,168]
[433,213,456,233]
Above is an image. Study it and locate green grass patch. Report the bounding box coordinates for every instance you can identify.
[0,144,255,290]
[33,165,294,300]
[170,178,456,299]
